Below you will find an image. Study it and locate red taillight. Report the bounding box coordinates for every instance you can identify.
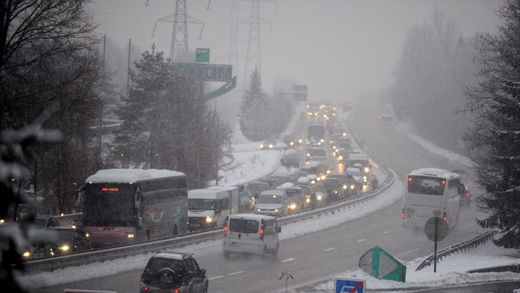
[172,288,180,293]
[400,208,406,219]
[259,227,265,240]
[223,223,228,235]
[465,190,471,198]
[143,286,150,292]
[442,212,448,223]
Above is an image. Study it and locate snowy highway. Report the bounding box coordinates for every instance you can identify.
[28,99,487,293]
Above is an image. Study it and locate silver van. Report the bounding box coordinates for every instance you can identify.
[255,189,287,217]
[223,213,281,257]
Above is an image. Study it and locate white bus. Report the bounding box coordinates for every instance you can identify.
[187,185,240,231]
[401,168,465,229]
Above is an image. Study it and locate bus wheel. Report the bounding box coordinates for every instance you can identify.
[173,225,178,235]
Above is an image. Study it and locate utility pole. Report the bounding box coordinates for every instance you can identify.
[126,38,132,98]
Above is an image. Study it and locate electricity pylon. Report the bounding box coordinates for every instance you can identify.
[152,0,204,62]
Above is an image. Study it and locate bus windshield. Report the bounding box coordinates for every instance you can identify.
[83,184,136,226]
[408,176,445,196]
[188,199,216,210]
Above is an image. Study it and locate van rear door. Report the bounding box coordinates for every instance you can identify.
[226,217,261,247]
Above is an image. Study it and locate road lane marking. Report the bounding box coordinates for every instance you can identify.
[281,258,294,263]
[384,230,391,234]
[357,238,366,243]
[228,271,245,276]
[323,247,336,252]
[209,275,225,281]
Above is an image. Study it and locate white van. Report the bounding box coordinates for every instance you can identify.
[188,186,240,231]
[254,189,287,217]
[223,213,281,257]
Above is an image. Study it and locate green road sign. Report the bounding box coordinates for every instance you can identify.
[203,75,237,102]
[196,48,210,63]
[359,246,406,282]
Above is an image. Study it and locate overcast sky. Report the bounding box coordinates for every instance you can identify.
[90,0,501,101]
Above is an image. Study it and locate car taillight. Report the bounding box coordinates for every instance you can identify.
[172,288,180,293]
[400,208,406,219]
[224,223,228,235]
[442,212,448,223]
[259,227,265,240]
[142,286,150,292]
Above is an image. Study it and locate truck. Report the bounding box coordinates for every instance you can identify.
[188,185,240,231]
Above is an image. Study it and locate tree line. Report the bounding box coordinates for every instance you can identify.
[0,1,231,216]
[391,1,520,249]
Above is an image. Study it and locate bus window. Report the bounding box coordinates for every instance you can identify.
[407,176,445,195]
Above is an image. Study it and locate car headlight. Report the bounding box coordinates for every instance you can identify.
[316,194,323,201]
[289,203,297,210]
[290,142,294,146]
[257,208,261,212]
[306,198,311,203]
[59,244,71,252]
[350,184,355,190]
[363,176,368,182]
[364,167,370,173]
[269,144,274,149]
[127,233,135,239]
[85,233,90,238]
[343,185,347,190]
[260,144,264,149]
[274,209,279,212]
[205,216,213,223]
[337,155,343,161]
[22,251,31,258]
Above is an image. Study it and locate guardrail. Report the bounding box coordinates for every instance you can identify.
[24,168,397,274]
[415,230,496,271]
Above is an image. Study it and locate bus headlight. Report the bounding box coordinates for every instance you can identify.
[59,244,71,252]
[364,167,370,173]
[127,233,135,239]
[205,216,213,223]
[350,184,355,190]
[23,251,31,258]
[343,185,347,190]
[289,203,297,210]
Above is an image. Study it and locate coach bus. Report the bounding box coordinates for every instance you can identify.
[81,169,188,247]
[401,168,465,229]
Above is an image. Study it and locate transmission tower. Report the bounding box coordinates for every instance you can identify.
[244,0,261,82]
[152,0,204,62]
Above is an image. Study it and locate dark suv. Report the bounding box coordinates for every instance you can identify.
[140,251,208,293]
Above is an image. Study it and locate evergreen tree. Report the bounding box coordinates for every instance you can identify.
[239,68,269,141]
[114,51,170,167]
[465,0,520,248]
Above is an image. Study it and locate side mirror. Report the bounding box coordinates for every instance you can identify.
[275,226,281,233]
[458,184,466,195]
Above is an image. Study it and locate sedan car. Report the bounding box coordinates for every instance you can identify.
[140,251,208,293]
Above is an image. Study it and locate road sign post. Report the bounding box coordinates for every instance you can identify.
[424,217,449,273]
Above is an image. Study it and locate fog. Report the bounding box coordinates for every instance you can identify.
[91,0,500,102]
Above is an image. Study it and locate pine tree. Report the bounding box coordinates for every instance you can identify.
[239,67,269,141]
[114,51,170,167]
[466,0,520,248]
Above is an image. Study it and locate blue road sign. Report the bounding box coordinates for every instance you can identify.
[335,278,365,293]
